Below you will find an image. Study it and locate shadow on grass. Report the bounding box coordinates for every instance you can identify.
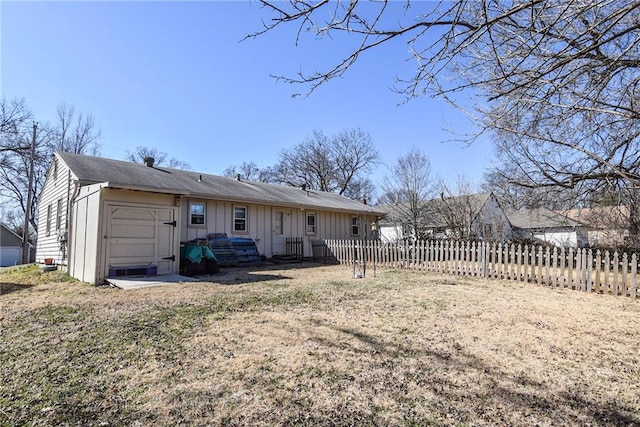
[196,261,328,285]
[0,282,35,296]
[316,324,640,426]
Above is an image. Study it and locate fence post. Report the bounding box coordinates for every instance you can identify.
[631,254,637,299]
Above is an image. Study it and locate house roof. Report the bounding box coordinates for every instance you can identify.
[0,222,23,247]
[57,152,385,216]
[507,207,586,230]
[561,206,629,229]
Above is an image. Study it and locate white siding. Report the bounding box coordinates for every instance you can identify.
[36,155,73,266]
[180,198,373,258]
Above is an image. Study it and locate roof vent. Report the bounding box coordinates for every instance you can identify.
[301,184,307,191]
[236,174,241,181]
[143,157,155,167]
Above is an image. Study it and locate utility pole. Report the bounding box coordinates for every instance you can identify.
[22,122,37,264]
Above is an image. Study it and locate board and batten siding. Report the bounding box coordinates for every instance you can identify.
[180,198,373,258]
[36,155,74,266]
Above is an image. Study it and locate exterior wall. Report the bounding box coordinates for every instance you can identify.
[378,223,404,243]
[68,183,103,283]
[513,227,588,248]
[472,195,512,242]
[180,198,372,258]
[36,155,73,266]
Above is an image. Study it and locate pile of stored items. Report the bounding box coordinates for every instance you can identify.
[179,234,262,274]
[179,241,219,276]
[207,233,261,266]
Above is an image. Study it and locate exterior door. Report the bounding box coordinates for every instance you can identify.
[271,209,290,255]
[105,205,176,275]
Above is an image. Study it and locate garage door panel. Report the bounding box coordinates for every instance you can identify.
[110,223,156,239]
[111,207,156,221]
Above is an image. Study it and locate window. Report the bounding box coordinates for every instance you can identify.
[56,198,63,230]
[234,206,247,232]
[189,202,206,226]
[351,216,359,236]
[306,212,316,235]
[46,204,52,236]
[274,211,283,235]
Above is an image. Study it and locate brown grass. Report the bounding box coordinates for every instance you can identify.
[1,263,639,426]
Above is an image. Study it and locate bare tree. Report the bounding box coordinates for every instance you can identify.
[273,128,379,199]
[54,103,101,155]
[223,161,275,182]
[380,148,434,240]
[125,146,191,170]
[253,1,640,238]
[0,101,103,234]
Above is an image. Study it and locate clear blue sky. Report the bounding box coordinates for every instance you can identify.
[1,1,493,197]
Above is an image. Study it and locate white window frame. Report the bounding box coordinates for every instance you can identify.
[189,201,206,227]
[46,204,52,236]
[306,212,316,235]
[234,205,248,233]
[56,198,63,230]
[351,216,359,236]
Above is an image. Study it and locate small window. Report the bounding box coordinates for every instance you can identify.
[234,206,247,232]
[306,212,316,235]
[352,216,359,236]
[189,202,206,226]
[56,199,63,230]
[46,204,52,236]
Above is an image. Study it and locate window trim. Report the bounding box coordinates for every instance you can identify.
[46,204,52,237]
[189,201,206,227]
[234,205,248,233]
[306,212,316,235]
[56,198,63,230]
[351,216,359,236]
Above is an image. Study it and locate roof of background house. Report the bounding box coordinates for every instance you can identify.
[56,152,384,215]
[560,206,629,229]
[0,222,23,246]
[507,207,586,230]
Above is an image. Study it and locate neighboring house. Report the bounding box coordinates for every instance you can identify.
[507,207,589,248]
[36,152,384,285]
[562,206,629,247]
[0,223,25,267]
[379,192,512,243]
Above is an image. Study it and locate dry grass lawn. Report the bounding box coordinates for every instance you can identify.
[1,263,639,426]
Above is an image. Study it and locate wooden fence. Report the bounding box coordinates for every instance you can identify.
[311,239,638,299]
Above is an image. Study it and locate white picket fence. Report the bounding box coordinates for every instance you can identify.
[311,239,638,299]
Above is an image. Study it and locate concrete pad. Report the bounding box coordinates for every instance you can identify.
[105,274,198,290]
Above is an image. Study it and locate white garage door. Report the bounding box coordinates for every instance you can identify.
[105,205,176,276]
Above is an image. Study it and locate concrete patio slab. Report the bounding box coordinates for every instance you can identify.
[105,274,199,290]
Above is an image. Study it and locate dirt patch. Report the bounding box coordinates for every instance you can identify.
[1,263,639,425]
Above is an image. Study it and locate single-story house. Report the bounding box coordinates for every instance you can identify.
[507,207,589,247]
[1,223,24,267]
[379,192,512,242]
[36,152,385,285]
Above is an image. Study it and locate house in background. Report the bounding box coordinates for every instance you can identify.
[379,192,512,243]
[36,152,385,285]
[562,206,630,247]
[507,207,589,247]
[0,223,26,267]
